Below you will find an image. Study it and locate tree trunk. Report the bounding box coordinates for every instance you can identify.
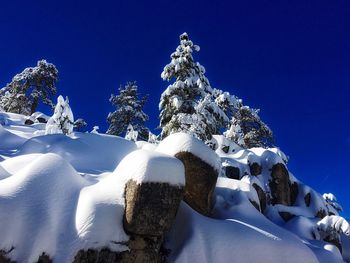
[30,98,38,115]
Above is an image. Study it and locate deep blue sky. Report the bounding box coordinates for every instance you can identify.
[0,0,349,217]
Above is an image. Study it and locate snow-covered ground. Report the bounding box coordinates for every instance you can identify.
[0,112,349,263]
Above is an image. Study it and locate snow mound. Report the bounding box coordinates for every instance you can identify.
[114,149,185,185]
[16,133,137,173]
[0,153,131,262]
[167,202,319,263]
[156,132,221,171]
[0,153,86,262]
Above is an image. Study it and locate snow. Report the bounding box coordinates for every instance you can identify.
[167,202,319,263]
[0,112,349,262]
[156,132,221,172]
[16,132,137,173]
[114,149,185,185]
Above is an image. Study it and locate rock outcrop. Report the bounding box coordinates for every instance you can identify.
[175,152,218,216]
[124,180,184,236]
[225,166,240,180]
[269,163,291,206]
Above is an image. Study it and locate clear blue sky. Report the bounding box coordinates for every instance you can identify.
[0,0,349,217]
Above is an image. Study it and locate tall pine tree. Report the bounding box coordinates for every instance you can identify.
[107,81,149,141]
[159,32,227,141]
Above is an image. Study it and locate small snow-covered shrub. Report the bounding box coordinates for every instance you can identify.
[314,215,350,242]
[45,95,74,135]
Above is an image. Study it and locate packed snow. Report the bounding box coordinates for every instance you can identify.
[0,112,349,262]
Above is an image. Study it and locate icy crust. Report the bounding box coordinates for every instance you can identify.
[114,149,185,186]
[156,132,221,172]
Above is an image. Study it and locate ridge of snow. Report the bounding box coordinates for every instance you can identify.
[115,149,185,186]
[156,132,221,172]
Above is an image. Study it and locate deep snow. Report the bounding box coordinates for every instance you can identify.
[0,112,349,263]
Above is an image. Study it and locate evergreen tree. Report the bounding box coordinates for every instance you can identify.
[224,105,274,148]
[159,32,227,141]
[45,95,74,135]
[0,91,29,115]
[0,60,58,115]
[107,81,149,141]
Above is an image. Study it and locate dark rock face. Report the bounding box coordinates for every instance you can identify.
[0,250,51,263]
[249,163,262,176]
[73,248,123,263]
[124,180,184,236]
[252,183,267,213]
[221,145,229,153]
[225,166,240,180]
[175,152,218,216]
[36,117,47,123]
[269,163,291,206]
[304,193,311,207]
[37,253,52,263]
[250,200,260,211]
[0,249,14,263]
[279,212,294,222]
[74,244,168,263]
[290,182,299,205]
[24,119,34,125]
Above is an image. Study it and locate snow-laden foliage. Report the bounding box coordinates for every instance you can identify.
[45,95,74,135]
[107,81,149,141]
[124,124,138,142]
[323,193,343,212]
[91,126,99,134]
[225,105,274,148]
[148,131,159,144]
[74,118,87,132]
[0,91,29,115]
[0,60,58,115]
[213,88,242,121]
[159,33,228,141]
[315,215,350,243]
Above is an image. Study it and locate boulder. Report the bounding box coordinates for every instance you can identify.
[24,119,34,125]
[0,250,51,263]
[175,152,218,216]
[279,211,295,222]
[36,117,47,123]
[124,180,184,236]
[290,182,299,205]
[225,166,240,180]
[252,183,267,213]
[304,193,311,207]
[269,163,291,206]
[221,145,229,153]
[249,162,262,176]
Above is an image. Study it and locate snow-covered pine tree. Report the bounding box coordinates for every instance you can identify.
[107,81,149,141]
[225,105,274,148]
[0,91,29,115]
[0,60,58,115]
[159,32,227,141]
[45,95,74,135]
